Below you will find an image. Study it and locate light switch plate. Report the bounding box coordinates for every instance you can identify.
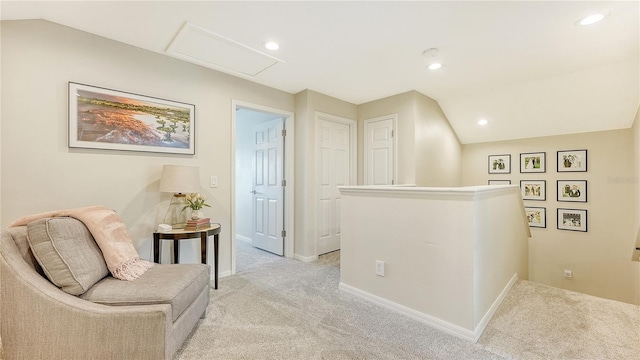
[210,176,218,188]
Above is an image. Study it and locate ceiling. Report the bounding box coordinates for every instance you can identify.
[2,1,639,144]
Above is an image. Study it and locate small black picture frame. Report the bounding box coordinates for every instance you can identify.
[557,180,587,203]
[520,180,546,201]
[488,154,511,174]
[557,208,587,232]
[520,152,546,173]
[557,149,587,172]
[525,207,546,228]
[488,180,512,185]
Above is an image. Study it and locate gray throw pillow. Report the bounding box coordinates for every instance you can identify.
[27,217,109,295]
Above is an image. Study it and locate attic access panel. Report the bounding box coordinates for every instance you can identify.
[166,22,282,77]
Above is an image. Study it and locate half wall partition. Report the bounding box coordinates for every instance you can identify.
[339,185,530,342]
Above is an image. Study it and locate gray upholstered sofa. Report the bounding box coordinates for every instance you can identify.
[0,217,210,360]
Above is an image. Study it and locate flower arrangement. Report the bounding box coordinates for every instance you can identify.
[183,193,211,211]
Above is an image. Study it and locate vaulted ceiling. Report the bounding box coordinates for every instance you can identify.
[2,1,638,144]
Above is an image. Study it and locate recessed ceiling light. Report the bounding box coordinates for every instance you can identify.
[427,63,442,70]
[264,41,280,51]
[577,13,605,26]
[478,119,488,126]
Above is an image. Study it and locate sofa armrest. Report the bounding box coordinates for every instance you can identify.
[1,238,173,360]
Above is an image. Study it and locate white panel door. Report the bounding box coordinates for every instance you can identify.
[364,116,395,185]
[252,118,284,255]
[318,119,351,255]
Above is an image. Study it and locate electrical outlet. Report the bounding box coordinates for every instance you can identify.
[563,269,573,279]
[375,260,385,276]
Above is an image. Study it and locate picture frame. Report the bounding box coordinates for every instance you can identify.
[524,207,546,228]
[557,149,587,172]
[488,180,512,185]
[69,82,195,154]
[557,208,588,232]
[488,154,511,174]
[520,180,546,201]
[557,180,587,203]
[520,152,546,173]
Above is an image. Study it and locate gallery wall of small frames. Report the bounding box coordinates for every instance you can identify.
[488,149,588,232]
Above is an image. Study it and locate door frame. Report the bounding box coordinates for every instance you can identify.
[363,114,397,185]
[314,111,357,256]
[231,100,295,274]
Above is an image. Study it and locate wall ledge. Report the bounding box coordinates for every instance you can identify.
[338,184,518,201]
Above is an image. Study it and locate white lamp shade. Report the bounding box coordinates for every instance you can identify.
[159,165,201,194]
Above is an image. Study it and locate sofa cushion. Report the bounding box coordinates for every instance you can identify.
[2,227,44,276]
[27,217,109,296]
[81,264,210,322]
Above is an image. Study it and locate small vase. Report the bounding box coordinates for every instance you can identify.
[191,210,204,220]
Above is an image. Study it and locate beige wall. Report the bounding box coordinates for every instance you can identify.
[633,107,640,293]
[635,108,640,236]
[1,20,295,275]
[414,92,462,186]
[294,90,357,259]
[358,91,462,186]
[0,44,2,224]
[634,107,640,237]
[462,129,639,304]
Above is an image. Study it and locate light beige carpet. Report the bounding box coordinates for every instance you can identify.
[174,241,640,359]
[2,241,637,359]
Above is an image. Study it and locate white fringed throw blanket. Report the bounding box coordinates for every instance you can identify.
[10,205,153,281]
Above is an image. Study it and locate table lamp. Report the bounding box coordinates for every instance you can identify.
[159,165,201,229]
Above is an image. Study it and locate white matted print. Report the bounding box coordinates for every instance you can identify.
[557,180,587,203]
[520,152,546,173]
[488,154,511,174]
[557,149,587,172]
[557,208,587,232]
[520,180,546,201]
[525,207,546,228]
[69,82,195,154]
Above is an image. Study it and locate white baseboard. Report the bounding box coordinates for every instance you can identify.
[339,274,518,343]
[294,253,318,263]
[473,273,518,340]
[218,270,232,278]
[235,234,252,243]
[339,282,476,342]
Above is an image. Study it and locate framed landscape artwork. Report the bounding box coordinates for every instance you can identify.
[520,180,546,201]
[524,207,546,228]
[520,152,546,173]
[68,82,195,154]
[557,180,587,203]
[557,149,587,172]
[488,154,511,174]
[557,208,587,232]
